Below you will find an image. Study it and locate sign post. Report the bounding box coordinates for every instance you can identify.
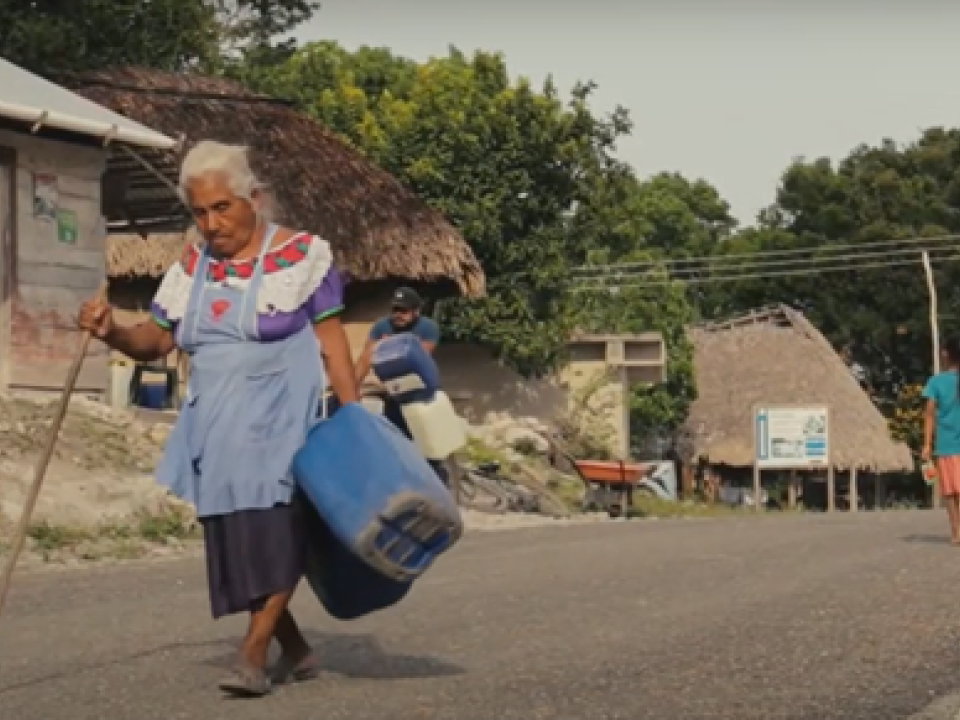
[754,406,831,512]
[921,251,942,509]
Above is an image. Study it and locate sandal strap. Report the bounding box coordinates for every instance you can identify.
[271,653,319,684]
[220,664,271,696]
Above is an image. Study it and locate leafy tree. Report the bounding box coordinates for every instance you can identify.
[217,0,319,53]
[246,43,635,376]
[218,0,321,70]
[575,273,696,451]
[0,0,220,74]
[570,171,705,442]
[0,0,319,75]
[232,40,418,102]
[889,382,925,454]
[631,173,737,257]
[703,128,960,404]
[243,41,703,433]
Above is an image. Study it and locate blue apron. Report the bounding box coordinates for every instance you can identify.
[155,224,323,517]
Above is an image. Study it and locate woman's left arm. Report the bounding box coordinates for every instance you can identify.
[315,316,359,404]
[303,245,358,403]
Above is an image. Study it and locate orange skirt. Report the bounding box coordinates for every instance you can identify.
[936,455,960,496]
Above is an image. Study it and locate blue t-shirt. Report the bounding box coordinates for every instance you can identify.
[922,370,960,457]
[370,315,440,344]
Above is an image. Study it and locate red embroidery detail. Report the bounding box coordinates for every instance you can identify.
[263,254,281,273]
[210,299,231,320]
[181,245,199,275]
[180,233,313,279]
[208,261,225,283]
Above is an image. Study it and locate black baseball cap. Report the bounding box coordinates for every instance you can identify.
[391,286,422,311]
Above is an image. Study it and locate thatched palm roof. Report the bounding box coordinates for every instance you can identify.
[105,232,189,279]
[70,68,484,297]
[684,305,912,473]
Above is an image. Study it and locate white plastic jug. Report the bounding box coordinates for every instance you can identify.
[400,390,467,460]
[360,396,385,416]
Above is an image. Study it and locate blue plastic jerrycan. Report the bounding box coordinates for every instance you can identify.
[371,333,441,403]
[300,496,413,621]
[292,403,463,584]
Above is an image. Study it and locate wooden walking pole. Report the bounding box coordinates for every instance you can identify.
[0,283,107,620]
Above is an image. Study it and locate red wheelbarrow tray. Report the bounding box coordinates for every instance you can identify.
[573,460,647,487]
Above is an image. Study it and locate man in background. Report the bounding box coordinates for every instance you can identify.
[353,286,449,485]
[353,286,440,384]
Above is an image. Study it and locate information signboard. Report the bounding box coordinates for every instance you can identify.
[755,406,829,469]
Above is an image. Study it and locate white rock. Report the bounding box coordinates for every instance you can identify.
[503,427,550,454]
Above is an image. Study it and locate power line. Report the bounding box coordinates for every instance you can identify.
[573,233,960,274]
[571,252,960,290]
[570,243,960,284]
[570,233,960,276]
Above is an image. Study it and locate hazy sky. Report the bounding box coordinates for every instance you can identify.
[298,0,960,227]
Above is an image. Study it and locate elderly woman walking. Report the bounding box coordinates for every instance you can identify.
[77,140,358,696]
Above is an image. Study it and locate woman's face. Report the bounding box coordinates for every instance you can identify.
[185,172,260,258]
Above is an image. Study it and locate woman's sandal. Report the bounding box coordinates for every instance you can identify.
[270,652,320,686]
[219,662,271,698]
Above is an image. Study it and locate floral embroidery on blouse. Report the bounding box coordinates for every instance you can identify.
[150,232,346,339]
[180,233,315,282]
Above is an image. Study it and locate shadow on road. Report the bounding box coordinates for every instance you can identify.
[204,630,465,679]
[0,630,463,695]
[901,534,952,545]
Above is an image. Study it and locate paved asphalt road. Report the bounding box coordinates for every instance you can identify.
[3,511,960,720]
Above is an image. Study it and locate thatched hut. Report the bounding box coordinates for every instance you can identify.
[66,67,484,353]
[684,305,912,510]
[105,232,187,280]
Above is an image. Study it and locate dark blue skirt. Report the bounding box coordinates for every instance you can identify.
[201,495,413,622]
[200,502,306,619]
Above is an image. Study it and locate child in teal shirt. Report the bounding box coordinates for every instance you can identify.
[922,338,960,543]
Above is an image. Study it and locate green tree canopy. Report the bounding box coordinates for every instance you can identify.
[0,0,319,75]
[246,42,637,376]
[570,171,716,444]
[703,128,960,404]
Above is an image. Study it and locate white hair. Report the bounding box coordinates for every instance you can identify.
[178,140,273,219]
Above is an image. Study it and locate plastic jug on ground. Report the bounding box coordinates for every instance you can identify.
[400,390,467,460]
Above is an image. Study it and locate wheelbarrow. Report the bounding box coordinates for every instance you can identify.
[575,460,648,518]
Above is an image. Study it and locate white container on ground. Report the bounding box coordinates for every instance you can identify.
[360,396,385,416]
[400,390,467,460]
[109,359,135,409]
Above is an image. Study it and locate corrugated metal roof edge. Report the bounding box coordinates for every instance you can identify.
[0,59,175,150]
[0,99,175,150]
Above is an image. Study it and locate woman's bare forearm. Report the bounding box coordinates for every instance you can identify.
[354,342,374,384]
[315,317,359,403]
[327,351,359,403]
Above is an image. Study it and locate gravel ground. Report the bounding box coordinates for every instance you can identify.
[908,692,960,719]
[459,508,615,530]
[2,510,960,720]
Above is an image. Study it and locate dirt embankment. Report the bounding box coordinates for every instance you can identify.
[0,395,195,562]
